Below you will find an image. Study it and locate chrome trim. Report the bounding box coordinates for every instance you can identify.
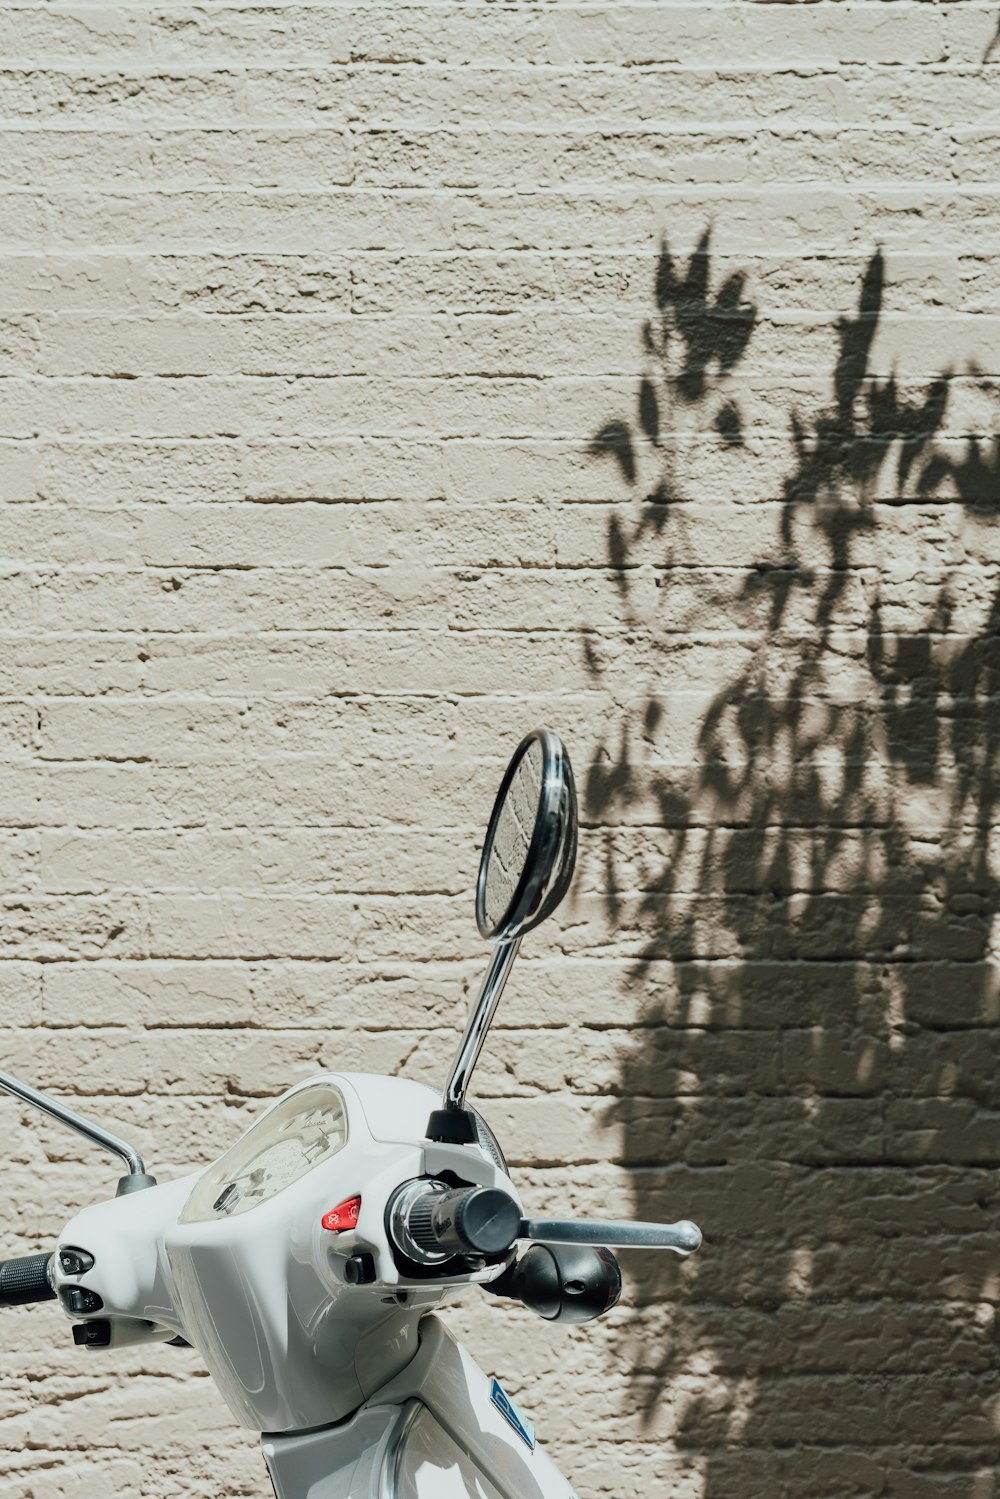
[442,934,520,1113]
[0,1067,147,1177]
[388,1178,451,1265]
[378,1400,422,1499]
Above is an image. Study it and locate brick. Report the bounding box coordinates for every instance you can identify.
[150,6,352,66]
[0,69,246,126]
[37,188,455,252]
[0,9,151,68]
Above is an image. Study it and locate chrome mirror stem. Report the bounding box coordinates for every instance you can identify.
[442,935,521,1113]
[0,1068,151,1183]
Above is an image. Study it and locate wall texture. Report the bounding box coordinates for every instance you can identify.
[1,2,999,1496]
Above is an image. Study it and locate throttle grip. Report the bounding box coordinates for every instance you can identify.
[388,1179,521,1266]
[0,1253,55,1306]
[409,1185,520,1259]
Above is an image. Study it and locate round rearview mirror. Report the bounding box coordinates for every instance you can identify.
[476,729,578,941]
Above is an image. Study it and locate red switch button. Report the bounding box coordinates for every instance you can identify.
[321,1196,361,1232]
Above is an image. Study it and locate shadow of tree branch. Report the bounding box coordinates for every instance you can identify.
[584,235,1000,1496]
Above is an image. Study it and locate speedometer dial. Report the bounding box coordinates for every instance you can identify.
[180,1085,349,1224]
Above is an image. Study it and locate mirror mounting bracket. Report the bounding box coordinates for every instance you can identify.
[425,1107,479,1145]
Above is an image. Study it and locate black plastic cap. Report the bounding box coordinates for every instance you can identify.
[425,1108,478,1144]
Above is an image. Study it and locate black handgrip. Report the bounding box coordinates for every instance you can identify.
[0,1253,55,1306]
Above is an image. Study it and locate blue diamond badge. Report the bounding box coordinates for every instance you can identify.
[489,1377,536,1451]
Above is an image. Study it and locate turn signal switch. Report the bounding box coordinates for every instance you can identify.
[388,1180,520,1267]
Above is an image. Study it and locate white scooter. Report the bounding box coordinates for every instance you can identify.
[0,730,701,1499]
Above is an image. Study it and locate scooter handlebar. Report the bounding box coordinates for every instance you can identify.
[388,1180,702,1269]
[0,1253,56,1306]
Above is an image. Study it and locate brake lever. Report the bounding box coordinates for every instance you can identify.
[519,1217,702,1255]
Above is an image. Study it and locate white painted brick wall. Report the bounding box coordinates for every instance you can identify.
[1,3,998,1496]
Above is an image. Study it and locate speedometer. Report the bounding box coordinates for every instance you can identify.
[180,1084,349,1224]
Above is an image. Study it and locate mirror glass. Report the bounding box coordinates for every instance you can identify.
[476,729,578,941]
[482,736,545,934]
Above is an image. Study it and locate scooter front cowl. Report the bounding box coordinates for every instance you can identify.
[162,1074,442,1432]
